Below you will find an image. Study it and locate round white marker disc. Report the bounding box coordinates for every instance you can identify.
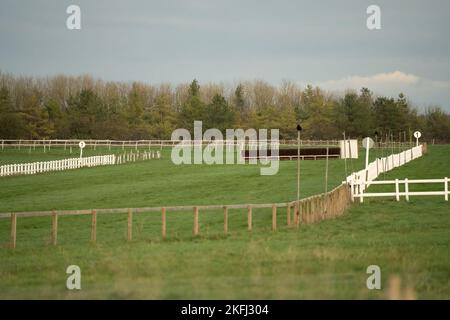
[362,137,374,149]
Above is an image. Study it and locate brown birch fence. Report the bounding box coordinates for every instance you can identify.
[1,183,352,249]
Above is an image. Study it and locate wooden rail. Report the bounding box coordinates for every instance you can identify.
[0,184,352,249]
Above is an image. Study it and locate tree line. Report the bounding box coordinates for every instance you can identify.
[0,72,449,142]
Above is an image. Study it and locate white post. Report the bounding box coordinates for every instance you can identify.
[395,179,400,201]
[359,182,364,203]
[445,177,448,201]
[365,142,370,169]
[405,178,409,201]
[376,158,379,176]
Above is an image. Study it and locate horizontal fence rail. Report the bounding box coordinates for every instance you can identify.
[1,183,351,249]
[354,178,449,202]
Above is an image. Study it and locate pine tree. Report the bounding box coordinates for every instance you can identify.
[205,94,234,132]
[179,79,206,132]
[150,92,177,139]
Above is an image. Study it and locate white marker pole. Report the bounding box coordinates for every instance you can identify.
[362,137,374,169]
[79,141,86,159]
[365,140,370,169]
[414,131,421,147]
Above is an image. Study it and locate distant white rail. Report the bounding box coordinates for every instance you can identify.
[0,138,340,150]
[0,155,115,177]
[0,150,162,177]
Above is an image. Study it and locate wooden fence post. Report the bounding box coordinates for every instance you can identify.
[247,205,252,231]
[272,204,277,231]
[223,206,228,236]
[52,210,58,246]
[316,197,320,222]
[286,203,291,226]
[127,208,133,241]
[299,201,304,224]
[10,213,16,249]
[193,206,199,236]
[318,197,322,221]
[161,207,166,239]
[311,198,316,223]
[305,200,310,224]
[91,209,97,243]
[293,202,298,226]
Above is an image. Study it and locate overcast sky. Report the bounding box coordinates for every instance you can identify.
[1,0,449,111]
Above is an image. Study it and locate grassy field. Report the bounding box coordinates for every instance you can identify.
[0,145,373,212]
[0,145,448,299]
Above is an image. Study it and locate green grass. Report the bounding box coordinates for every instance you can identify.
[0,146,371,212]
[0,145,448,299]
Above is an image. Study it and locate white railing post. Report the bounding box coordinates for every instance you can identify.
[404,178,409,201]
[445,177,448,201]
[395,179,400,201]
[359,182,364,203]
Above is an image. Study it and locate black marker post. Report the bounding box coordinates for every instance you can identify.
[296,124,302,215]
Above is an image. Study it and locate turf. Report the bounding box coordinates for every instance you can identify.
[0,146,370,212]
[0,145,448,299]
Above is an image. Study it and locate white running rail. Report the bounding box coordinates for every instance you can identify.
[0,155,116,177]
[346,145,425,201]
[354,178,449,202]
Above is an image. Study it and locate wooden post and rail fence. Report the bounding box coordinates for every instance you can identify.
[1,183,352,249]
